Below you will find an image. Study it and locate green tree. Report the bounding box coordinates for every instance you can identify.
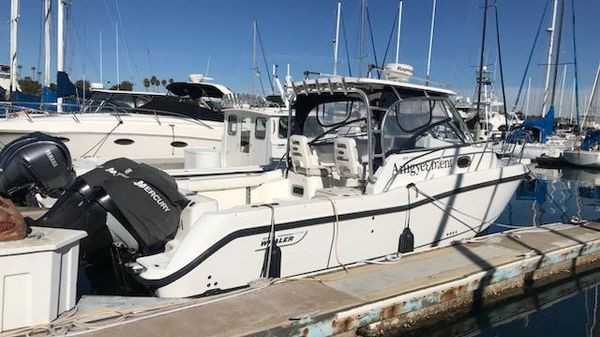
[18,77,41,95]
[110,81,133,91]
[150,75,158,89]
[74,80,91,92]
[143,78,150,91]
[168,78,174,84]
[30,66,36,78]
[161,79,167,87]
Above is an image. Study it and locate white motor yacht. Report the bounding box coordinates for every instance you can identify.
[0,76,230,162]
[38,76,527,298]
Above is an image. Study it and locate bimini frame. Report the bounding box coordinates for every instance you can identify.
[286,78,376,184]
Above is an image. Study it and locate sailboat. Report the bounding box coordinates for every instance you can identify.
[496,0,575,161]
[562,63,600,168]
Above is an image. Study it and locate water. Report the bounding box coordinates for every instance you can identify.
[407,165,600,337]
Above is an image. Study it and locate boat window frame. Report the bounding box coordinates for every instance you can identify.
[255,117,267,140]
[227,114,238,136]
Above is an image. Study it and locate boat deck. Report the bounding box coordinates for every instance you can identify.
[23,221,600,337]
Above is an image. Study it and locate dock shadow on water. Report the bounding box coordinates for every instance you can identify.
[395,166,600,337]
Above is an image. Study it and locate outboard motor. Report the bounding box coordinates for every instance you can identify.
[32,158,189,294]
[0,132,75,205]
[33,157,189,258]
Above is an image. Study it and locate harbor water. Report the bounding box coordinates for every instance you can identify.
[405,165,600,337]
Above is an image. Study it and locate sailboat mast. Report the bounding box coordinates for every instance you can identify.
[525,77,532,118]
[542,0,558,116]
[475,0,489,127]
[8,0,19,100]
[57,0,65,111]
[252,20,257,95]
[426,0,437,82]
[558,64,567,118]
[333,2,341,75]
[100,32,103,85]
[570,79,576,124]
[116,23,119,90]
[43,0,51,88]
[549,0,565,108]
[582,63,600,128]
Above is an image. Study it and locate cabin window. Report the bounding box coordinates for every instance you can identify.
[278,118,288,139]
[240,117,251,153]
[228,115,238,135]
[255,117,267,140]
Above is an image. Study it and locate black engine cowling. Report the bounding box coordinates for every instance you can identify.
[0,132,75,205]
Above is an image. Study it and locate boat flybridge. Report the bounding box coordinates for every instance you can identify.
[36,76,527,298]
[0,76,230,162]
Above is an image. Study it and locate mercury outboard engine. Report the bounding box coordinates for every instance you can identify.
[0,132,75,205]
[34,157,189,257]
[32,158,189,294]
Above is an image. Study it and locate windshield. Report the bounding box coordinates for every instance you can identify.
[381,97,468,156]
[302,99,366,139]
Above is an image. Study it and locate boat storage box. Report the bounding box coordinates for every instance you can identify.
[0,227,86,332]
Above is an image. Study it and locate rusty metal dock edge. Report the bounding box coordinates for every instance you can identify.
[261,234,600,337]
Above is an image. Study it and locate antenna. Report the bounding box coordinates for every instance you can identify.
[205,56,211,77]
[395,0,403,63]
[333,2,341,75]
[426,0,437,82]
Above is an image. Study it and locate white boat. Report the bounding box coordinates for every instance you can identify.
[39,76,526,298]
[0,77,230,162]
[454,66,521,141]
[562,130,600,168]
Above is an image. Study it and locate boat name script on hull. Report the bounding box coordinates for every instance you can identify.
[393,158,455,176]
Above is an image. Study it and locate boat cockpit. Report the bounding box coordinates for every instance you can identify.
[285,77,471,195]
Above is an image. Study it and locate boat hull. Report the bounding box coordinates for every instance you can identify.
[0,114,223,160]
[136,164,526,298]
[562,150,600,168]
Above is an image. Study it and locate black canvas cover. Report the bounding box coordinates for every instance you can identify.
[0,132,74,202]
[80,158,189,254]
[35,158,189,256]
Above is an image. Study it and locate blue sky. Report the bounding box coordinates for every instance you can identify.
[0,0,598,115]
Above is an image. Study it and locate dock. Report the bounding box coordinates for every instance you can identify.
[12,221,600,337]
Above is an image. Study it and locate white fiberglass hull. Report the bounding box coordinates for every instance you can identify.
[0,113,223,160]
[135,163,525,298]
[562,150,600,168]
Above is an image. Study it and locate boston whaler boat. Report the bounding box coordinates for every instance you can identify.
[37,76,527,298]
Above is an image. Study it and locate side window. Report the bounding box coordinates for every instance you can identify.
[278,117,288,139]
[228,115,238,135]
[255,117,266,140]
[240,117,251,153]
[414,122,464,149]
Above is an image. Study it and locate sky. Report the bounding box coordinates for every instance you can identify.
[0,0,598,116]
